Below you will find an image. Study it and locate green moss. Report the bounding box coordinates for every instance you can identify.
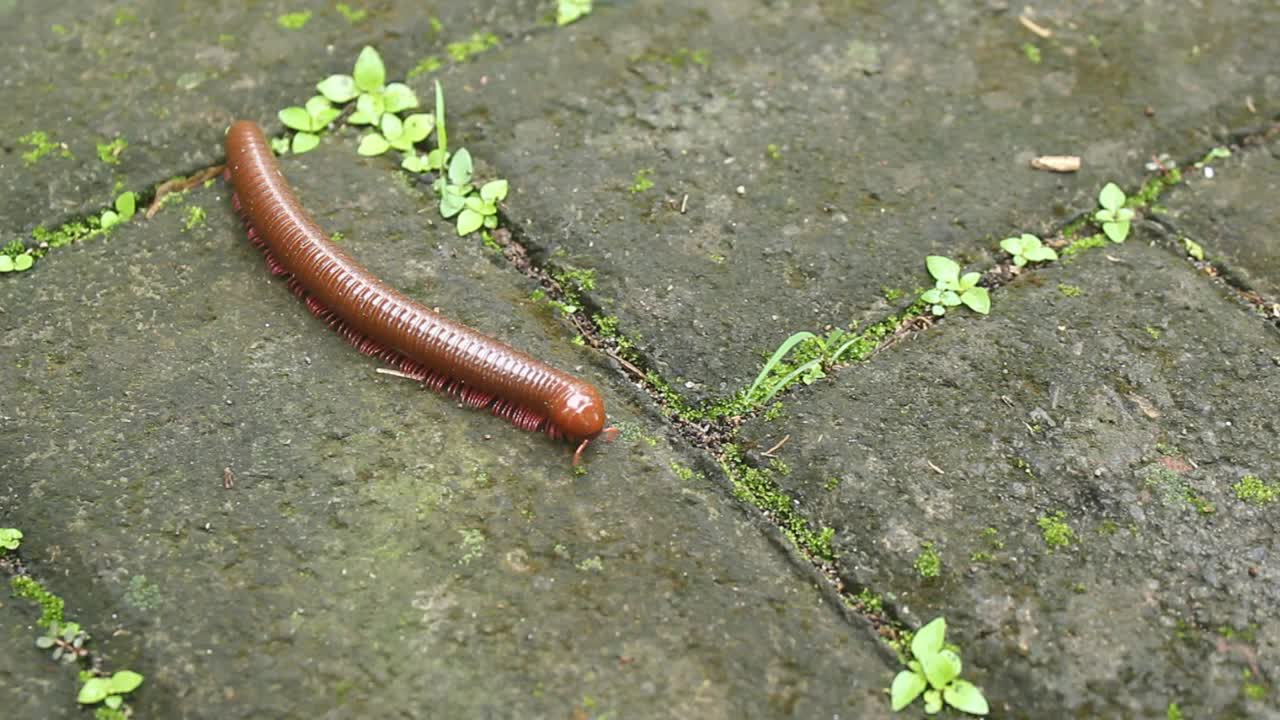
[406,55,443,80]
[11,575,65,628]
[1057,283,1081,297]
[913,542,941,578]
[720,445,835,563]
[1021,42,1042,64]
[1128,168,1182,208]
[182,206,207,232]
[1037,511,1074,551]
[628,168,654,193]
[1166,702,1183,720]
[1233,474,1278,506]
[853,588,883,613]
[1060,233,1108,257]
[670,462,700,482]
[96,138,127,165]
[334,3,368,23]
[20,130,72,165]
[446,32,499,62]
[276,10,312,29]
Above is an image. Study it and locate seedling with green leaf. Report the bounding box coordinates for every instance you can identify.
[100,191,137,230]
[891,617,989,716]
[36,621,89,664]
[0,244,35,273]
[1095,182,1134,243]
[0,528,21,550]
[557,0,593,25]
[921,256,990,316]
[78,670,144,710]
[1000,233,1057,267]
[278,96,342,154]
[358,111,435,157]
[316,46,419,128]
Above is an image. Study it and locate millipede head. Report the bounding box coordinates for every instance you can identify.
[551,385,607,444]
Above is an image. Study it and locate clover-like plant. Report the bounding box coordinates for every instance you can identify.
[1094,182,1134,243]
[36,620,89,664]
[0,528,21,550]
[78,670,144,711]
[891,617,989,716]
[100,191,137,231]
[316,46,419,128]
[359,111,435,157]
[278,96,342,154]
[0,248,33,273]
[1000,233,1057,267]
[921,256,990,316]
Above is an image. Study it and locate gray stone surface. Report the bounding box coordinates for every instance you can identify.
[1155,134,1280,300]
[435,0,1280,401]
[740,241,1280,718]
[2,140,892,718]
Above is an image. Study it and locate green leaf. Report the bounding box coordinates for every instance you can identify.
[921,648,962,689]
[925,255,959,284]
[923,688,943,714]
[270,136,291,155]
[351,92,385,126]
[480,179,509,203]
[383,83,419,113]
[116,191,136,220]
[1024,246,1057,262]
[78,678,111,704]
[1103,220,1129,243]
[920,289,942,304]
[891,670,928,711]
[483,214,498,229]
[108,670,144,694]
[448,148,473,185]
[1098,182,1125,211]
[457,208,484,235]
[931,304,946,316]
[962,287,990,314]
[304,95,331,118]
[999,237,1022,256]
[426,148,448,171]
[959,272,980,290]
[1182,237,1204,261]
[313,107,341,128]
[434,80,448,158]
[944,679,989,716]
[401,154,426,173]
[1116,207,1135,222]
[1012,255,1028,267]
[940,290,961,306]
[912,617,947,660]
[747,331,817,398]
[380,113,404,141]
[557,0,592,25]
[100,210,120,229]
[292,132,320,154]
[357,133,390,156]
[440,189,466,218]
[464,195,496,214]
[278,106,313,132]
[1094,208,1114,223]
[316,74,357,103]
[402,113,434,143]
[353,46,385,92]
[36,635,55,648]
[105,695,123,709]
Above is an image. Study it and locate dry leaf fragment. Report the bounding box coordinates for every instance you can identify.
[1031,155,1081,173]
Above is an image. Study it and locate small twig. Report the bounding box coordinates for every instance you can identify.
[145,164,225,219]
[222,466,235,489]
[679,194,689,214]
[605,349,647,381]
[375,367,416,380]
[1018,14,1052,38]
[926,460,946,475]
[762,434,790,458]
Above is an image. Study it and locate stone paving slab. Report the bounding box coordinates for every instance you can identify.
[1154,134,1280,301]
[740,240,1280,718]
[1,139,894,718]
[0,0,541,233]
[436,0,1280,401]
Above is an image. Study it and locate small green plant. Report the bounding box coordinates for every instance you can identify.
[0,245,34,273]
[358,111,435,157]
[334,2,367,23]
[278,96,342,154]
[96,137,127,165]
[1000,233,1057,267]
[11,575,64,627]
[628,168,654,193]
[1057,283,1081,297]
[914,542,942,579]
[446,32,500,62]
[1233,474,1278,506]
[921,256,990,316]
[20,130,71,165]
[0,528,22,550]
[36,621,89,664]
[557,0,592,25]
[78,670,144,710]
[1037,511,1074,551]
[1095,182,1134,243]
[100,192,137,230]
[891,617,989,715]
[316,46,419,129]
[276,10,312,29]
[1021,42,1041,64]
[182,206,207,232]
[437,149,509,235]
[1182,237,1205,261]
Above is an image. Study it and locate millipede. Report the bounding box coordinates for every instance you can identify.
[223,120,614,464]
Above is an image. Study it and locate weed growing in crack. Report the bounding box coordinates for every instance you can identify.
[1000,233,1057,267]
[891,616,989,715]
[921,255,990,316]
[1095,182,1134,243]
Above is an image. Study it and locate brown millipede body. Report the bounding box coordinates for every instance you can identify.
[223,120,614,464]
